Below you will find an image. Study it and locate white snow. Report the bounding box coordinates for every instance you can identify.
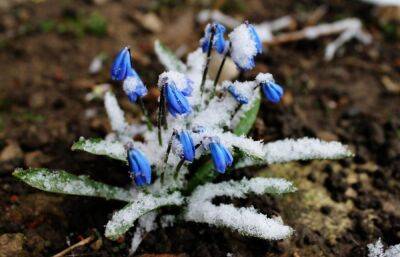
[229,23,258,69]
[105,191,183,239]
[368,238,400,257]
[157,70,189,92]
[360,0,400,6]
[185,177,295,240]
[104,91,127,134]
[123,76,142,95]
[255,73,274,84]
[129,211,158,256]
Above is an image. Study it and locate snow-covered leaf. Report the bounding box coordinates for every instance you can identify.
[236,137,353,168]
[105,192,184,240]
[185,177,295,240]
[154,40,187,72]
[233,97,261,136]
[13,168,131,201]
[71,137,126,162]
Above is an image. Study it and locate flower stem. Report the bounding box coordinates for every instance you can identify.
[138,98,153,131]
[200,26,216,100]
[157,86,165,146]
[164,131,176,164]
[174,159,185,179]
[212,42,231,96]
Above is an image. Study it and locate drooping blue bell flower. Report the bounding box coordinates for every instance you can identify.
[158,72,192,117]
[200,23,227,54]
[227,85,249,104]
[122,70,148,103]
[207,139,233,173]
[261,81,284,103]
[228,22,263,71]
[180,78,194,97]
[111,47,132,81]
[176,130,195,162]
[127,148,152,186]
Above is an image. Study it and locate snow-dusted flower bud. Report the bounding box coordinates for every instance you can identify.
[256,73,284,103]
[127,148,152,186]
[200,23,227,54]
[227,84,249,104]
[111,47,132,81]
[203,137,233,173]
[123,72,148,103]
[173,130,195,162]
[229,22,262,70]
[158,71,192,117]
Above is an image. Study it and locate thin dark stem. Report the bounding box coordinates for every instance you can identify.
[212,42,231,95]
[174,159,185,179]
[157,86,165,146]
[138,98,153,131]
[164,131,176,164]
[200,26,216,99]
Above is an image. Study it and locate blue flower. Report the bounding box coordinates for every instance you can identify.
[229,22,263,71]
[180,78,194,97]
[123,73,148,103]
[127,148,152,186]
[261,81,284,103]
[208,140,233,173]
[160,80,191,117]
[200,23,227,54]
[176,130,195,162]
[227,85,249,104]
[111,47,132,81]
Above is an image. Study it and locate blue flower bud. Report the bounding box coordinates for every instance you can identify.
[111,47,132,81]
[164,82,191,116]
[123,71,148,103]
[127,148,152,186]
[200,23,227,54]
[229,22,263,71]
[227,85,249,104]
[261,81,284,103]
[208,141,233,173]
[177,130,195,162]
[180,78,194,97]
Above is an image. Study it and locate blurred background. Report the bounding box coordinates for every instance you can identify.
[0,0,399,256]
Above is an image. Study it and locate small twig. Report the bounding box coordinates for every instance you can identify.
[52,236,94,257]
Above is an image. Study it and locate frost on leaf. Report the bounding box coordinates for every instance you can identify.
[236,137,353,168]
[13,168,131,201]
[185,177,295,240]
[368,238,400,257]
[71,137,126,162]
[104,91,128,134]
[105,191,184,240]
[154,40,187,72]
[129,211,158,255]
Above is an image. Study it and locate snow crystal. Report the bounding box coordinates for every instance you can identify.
[368,238,400,257]
[264,138,353,164]
[213,131,264,159]
[157,71,189,92]
[229,24,258,70]
[160,215,176,228]
[255,73,274,84]
[185,177,295,240]
[104,91,127,133]
[361,0,400,5]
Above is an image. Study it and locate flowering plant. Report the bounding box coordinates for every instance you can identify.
[13,22,353,254]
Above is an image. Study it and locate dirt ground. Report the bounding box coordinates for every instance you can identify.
[0,0,399,256]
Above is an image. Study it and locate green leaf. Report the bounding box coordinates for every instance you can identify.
[186,97,261,192]
[105,192,184,240]
[233,97,261,135]
[71,137,126,162]
[154,40,186,72]
[13,168,131,202]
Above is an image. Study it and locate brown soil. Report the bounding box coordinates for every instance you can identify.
[0,0,399,256]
